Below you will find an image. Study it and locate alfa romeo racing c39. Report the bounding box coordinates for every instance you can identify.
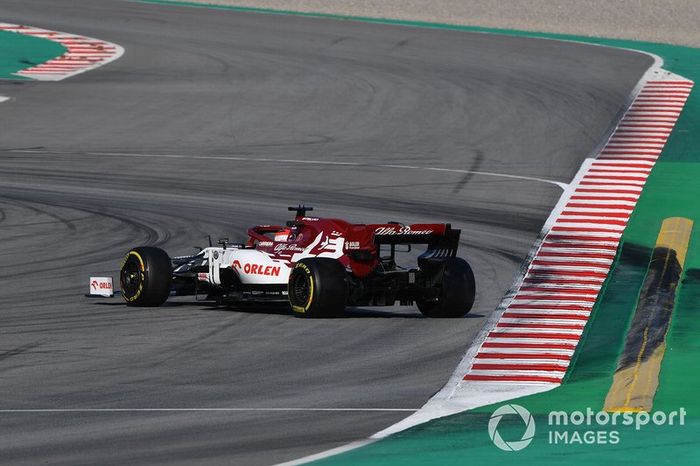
[116,206,476,318]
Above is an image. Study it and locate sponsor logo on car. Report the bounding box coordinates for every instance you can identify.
[274,243,305,253]
[232,260,281,277]
[374,225,434,235]
[91,280,112,290]
[89,276,113,297]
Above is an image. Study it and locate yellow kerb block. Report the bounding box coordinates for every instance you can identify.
[604,217,693,413]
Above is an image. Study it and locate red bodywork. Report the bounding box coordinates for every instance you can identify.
[246,215,450,278]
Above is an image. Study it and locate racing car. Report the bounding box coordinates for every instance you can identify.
[113,206,476,318]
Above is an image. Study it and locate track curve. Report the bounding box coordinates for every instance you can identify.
[0,1,652,464]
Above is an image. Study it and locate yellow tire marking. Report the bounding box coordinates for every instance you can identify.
[305,273,314,311]
[289,263,314,313]
[122,250,146,302]
[130,250,145,272]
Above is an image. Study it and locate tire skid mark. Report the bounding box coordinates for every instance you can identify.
[0,194,162,281]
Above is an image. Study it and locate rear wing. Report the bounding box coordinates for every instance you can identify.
[372,223,461,256]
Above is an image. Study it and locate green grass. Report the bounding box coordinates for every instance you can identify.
[0,29,66,80]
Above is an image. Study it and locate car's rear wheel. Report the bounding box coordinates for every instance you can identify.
[417,257,475,317]
[288,258,348,318]
[120,246,172,307]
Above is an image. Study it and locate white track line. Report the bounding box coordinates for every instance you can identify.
[0,408,415,413]
[9,149,567,189]
[0,96,9,103]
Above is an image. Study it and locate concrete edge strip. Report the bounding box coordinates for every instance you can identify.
[0,23,124,81]
[273,440,376,466]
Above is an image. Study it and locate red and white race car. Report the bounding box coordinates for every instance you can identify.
[112,206,475,318]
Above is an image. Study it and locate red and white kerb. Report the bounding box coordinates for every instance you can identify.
[463,78,693,385]
[0,22,124,81]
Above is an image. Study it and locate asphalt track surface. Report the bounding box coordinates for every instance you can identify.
[0,1,652,464]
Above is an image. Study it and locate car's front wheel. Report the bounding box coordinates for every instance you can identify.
[288,258,348,318]
[120,246,172,307]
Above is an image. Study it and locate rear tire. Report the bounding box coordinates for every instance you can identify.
[417,257,475,318]
[120,246,172,307]
[288,258,348,318]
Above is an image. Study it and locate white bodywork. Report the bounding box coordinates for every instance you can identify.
[197,232,345,285]
[205,247,292,285]
[201,231,346,287]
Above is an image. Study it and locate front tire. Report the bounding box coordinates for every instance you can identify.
[288,258,348,318]
[120,246,172,307]
[417,257,475,318]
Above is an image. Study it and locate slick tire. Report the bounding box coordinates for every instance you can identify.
[120,246,172,307]
[288,258,348,318]
[417,257,475,318]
